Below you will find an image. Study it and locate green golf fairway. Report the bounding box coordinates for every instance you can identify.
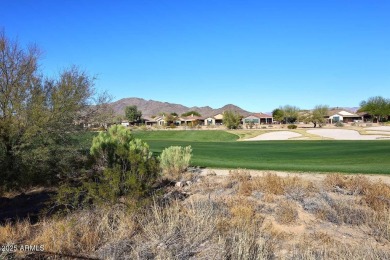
[133,131,390,174]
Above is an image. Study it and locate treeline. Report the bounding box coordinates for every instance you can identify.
[0,31,111,191]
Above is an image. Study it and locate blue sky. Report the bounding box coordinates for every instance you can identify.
[2,1,389,112]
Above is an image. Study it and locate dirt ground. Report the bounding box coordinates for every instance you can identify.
[200,168,390,185]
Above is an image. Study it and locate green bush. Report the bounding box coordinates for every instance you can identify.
[160,146,192,181]
[287,124,297,129]
[87,125,159,203]
[335,121,344,127]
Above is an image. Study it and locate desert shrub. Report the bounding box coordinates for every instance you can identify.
[345,175,371,195]
[284,176,315,201]
[87,126,159,203]
[226,169,252,195]
[275,201,298,225]
[56,125,160,207]
[322,174,347,190]
[287,124,297,129]
[302,196,329,214]
[160,146,192,181]
[368,210,390,241]
[335,121,344,127]
[252,173,284,195]
[361,181,390,211]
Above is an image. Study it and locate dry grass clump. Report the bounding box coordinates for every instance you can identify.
[223,169,251,193]
[322,173,348,190]
[368,210,390,242]
[130,197,273,259]
[32,206,136,255]
[252,173,315,199]
[275,201,298,225]
[252,172,285,195]
[361,181,390,211]
[323,174,390,212]
[0,219,32,244]
[0,206,137,258]
[289,243,390,260]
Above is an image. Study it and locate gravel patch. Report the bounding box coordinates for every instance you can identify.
[244,131,302,141]
[307,129,388,140]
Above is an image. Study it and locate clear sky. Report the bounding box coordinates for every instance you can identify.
[2,0,389,112]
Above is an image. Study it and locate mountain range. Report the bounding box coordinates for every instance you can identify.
[109,97,360,118]
[110,97,252,118]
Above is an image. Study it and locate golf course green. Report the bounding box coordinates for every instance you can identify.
[132,130,390,174]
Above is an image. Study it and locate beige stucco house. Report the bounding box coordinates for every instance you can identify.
[242,113,273,127]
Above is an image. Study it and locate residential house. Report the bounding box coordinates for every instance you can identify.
[179,115,204,126]
[326,109,363,124]
[242,113,273,128]
[204,113,224,125]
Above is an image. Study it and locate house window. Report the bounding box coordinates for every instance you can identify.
[333,116,340,122]
[245,119,259,124]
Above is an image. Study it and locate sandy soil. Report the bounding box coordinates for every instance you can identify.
[307,129,390,140]
[200,168,390,185]
[366,131,390,135]
[364,126,390,131]
[245,131,302,140]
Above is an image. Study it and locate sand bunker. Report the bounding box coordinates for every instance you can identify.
[245,131,302,141]
[364,126,390,132]
[307,129,389,140]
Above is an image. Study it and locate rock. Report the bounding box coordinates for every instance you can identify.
[186,181,192,186]
[175,181,184,187]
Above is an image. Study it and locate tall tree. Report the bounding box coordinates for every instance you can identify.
[281,105,300,124]
[223,110,241,129]
[303,105,329,128]
[272,108,284,123]
[0,31,105,189]
[358,96,390,123]
[125,105,142,123]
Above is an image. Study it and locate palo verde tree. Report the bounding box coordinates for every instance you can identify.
[303,105,329,128]
[0,31,108,190]
[358,96,390,123]
[280,105,300,124]
[125,105,142,123]
[223,110,242,129]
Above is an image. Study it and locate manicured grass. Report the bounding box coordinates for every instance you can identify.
[140,139,390,174]
[77,130,390,174]
[132,130,238,142]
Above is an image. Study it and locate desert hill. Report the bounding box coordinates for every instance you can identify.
[110,97,252,117]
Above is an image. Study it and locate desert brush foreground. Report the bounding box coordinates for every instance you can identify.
[1,170,390,259]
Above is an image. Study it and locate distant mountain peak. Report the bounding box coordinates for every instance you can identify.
[109,97,251,117]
